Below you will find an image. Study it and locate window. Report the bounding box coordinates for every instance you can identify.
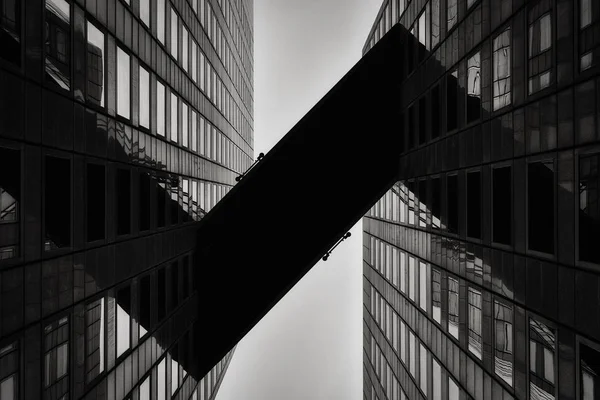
[400,251,406,294]
[157,81,165,136]
[493,28,512,110]
[157,267,166,321]
[447,174,459,234]
[432,269,441,323]
[140,376,150,400]
[432,0,440,47]
[409,331,416,377]
[467,171,482,239]
[530,318,555,399]
[0,343,18,400]
[171,349,179,395]
[191,110,198,152]
[449,377,460,399]
[0,0,21,66]
[448,277,459,340]
[157,178,166,228]
[117,47,130,119]
[447,0,458,30]
[171,8,178,60]
[529,13,552,94]
[431,85,441,139]
[467,52,481,123]
[581,342,600,400]
[86,22,105,107]
[116,168,131,235]
[192,41,198,83]
[419,261,428,312]
[157,0,165,43]
[400,321,406,363]
[116,285,131,358]
[579,155,600,263]
[468,0,477,9]
[139,172,151,231]
[138,275,151,338]
[45,0,71,90]
[86,164,105,241]
[419,179,427,227]
[139,66,150,129]
[85,297,104,383]
[409,256,416,302]
[493,166,512,245]
[468,288,482,359]
[420,344,428,396]
[433,358,441,400]
[182,102,189,148]
[447,70,458,131]
[528,161,554,254]
[44,316,69,396]
[171,93,178,142]
[494,300,513,386]
[157,358,166,400]
[171,262,179,310]
[579,0,599,71]
[45,156,71,250]
[140,0,150,26]
[0,146,20,259]
[182,26,189,72]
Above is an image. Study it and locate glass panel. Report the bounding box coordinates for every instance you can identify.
[0,376,15,400]
[467,52,481,122]
[582,343,600,400]
[448,0,458,29]
[138,275,151,338]
[45,156,71,250]
[171,8,178,60]
[419,261,427,312]
[0,148,20,224]
[579,155,600,263]
[157,81,165,136]
[494,300,513,386]
[140,376,150,400]
[140,0,150,26]
[432,269,441,323]
[116,169,131,235]
[448,277,459,340]
[433,358,441,400]
[447,175,459,233]
[116,286,131,357]
[157,0,165,43]
[87,22,105,107]
[528,161,555,254]
[493,28,512,110]
[467,171,482,239]
[157,358,166,400]
[0,0,21,66]
[117,47,130,119]
[581,0,592,29]
[447,70,458,131]
[409,256,416,302]
[171,93,178,142]
[449,377,460,399]
[86,298,105,383]
[468,288,483,359]
[45,0,71,90]
[493,166,512,245]
[420,344,428,396]
[139,66,150,128]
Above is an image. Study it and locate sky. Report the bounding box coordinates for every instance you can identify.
[216,1,382,399]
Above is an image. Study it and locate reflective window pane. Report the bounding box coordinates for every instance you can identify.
[0,0,21,66]
[494,300,513,386]
[139,66,150,128]
[448,277,459,340]
[45,0,71,90]
[85,297,105,383]
[116,286,131,357]
[171,93,178,142]
[87,22,105,107]
[157,81,165,136]
[140,0,150,26]
[528,161,554,254]
[171,8,178,60]
[579,154,600,263]
[529,318,555,399]
[493,28,512,110]
[493,166,512,245]
[581,343,600,400]
[45,156,71,250]
[467,171,482,239]
[157,0,165,43]
[117,47,130,119]
[468,288,483,359]
[467,52,481,122]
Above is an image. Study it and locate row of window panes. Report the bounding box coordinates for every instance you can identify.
[369,239,515,388]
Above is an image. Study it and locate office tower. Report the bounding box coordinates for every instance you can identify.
[0,0,253,398]
[363,1,600,399]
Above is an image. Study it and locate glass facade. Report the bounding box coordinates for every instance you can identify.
[0,0,253,398]
[363,1,600,399]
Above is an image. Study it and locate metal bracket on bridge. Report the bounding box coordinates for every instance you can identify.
[322,232,352,261]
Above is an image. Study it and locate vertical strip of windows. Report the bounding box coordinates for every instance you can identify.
[447,0,458,30]
[432,269,441,323]
[171,8,178,60]
[467,52,482,123]
[45,156,71,250]
[44,316,69,397]
[0,343,18,400]
[85,297,105,383]
[493,166,512,245]
[528,11,553,94]
[419,261,428,312]
[182,102,189,148]
[116,285,131,358]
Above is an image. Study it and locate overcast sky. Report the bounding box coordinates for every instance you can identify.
[216,1,381,399]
